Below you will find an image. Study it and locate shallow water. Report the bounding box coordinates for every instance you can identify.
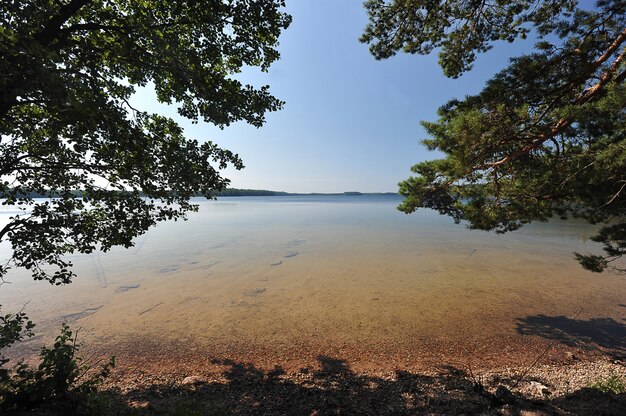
[1,195,625,373]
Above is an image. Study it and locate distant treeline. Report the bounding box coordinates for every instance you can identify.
[0,188,285,198]
[2,188,398,198]
[0,189,83,199]
[212,188,288,196]
[215,190,401,197]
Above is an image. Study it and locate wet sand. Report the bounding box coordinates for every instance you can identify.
[1,197,625,377]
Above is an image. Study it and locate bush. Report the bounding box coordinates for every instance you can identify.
[0,307,34,365]
[589,372,626,394]
[0,315,114,414]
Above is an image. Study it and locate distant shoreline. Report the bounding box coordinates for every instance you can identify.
[215,190,400,197]
[3,188,400,199]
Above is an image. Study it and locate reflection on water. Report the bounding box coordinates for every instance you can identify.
[1,195,625,372]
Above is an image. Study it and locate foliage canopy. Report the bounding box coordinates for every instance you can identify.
[0,0,291,284]
[362,0,626,272]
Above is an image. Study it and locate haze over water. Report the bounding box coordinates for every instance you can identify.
[1,195,625,373]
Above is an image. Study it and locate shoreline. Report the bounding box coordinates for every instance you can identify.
[8,314,623,376]
[5,311,625,414]
[87,336,613,376]
[98,354,625,415]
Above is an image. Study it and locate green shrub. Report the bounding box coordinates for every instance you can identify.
[0,307,34,369]
[589,372,626,394]
[0,320,115,413]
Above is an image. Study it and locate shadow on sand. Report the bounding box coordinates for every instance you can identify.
[516,314,626,359]
[27,355,616,415]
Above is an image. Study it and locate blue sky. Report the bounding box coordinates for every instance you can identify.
[134,0,537,193]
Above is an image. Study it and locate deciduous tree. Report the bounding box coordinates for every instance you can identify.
[0,0,291,284]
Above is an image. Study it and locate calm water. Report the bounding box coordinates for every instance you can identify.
[1,195,625,372]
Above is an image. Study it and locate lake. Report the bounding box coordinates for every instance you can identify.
[1,195,625,374]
